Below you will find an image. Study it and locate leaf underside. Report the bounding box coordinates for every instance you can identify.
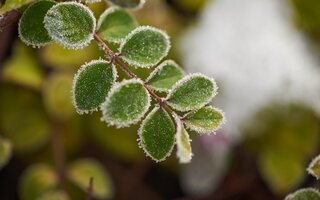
[176,121,192,163]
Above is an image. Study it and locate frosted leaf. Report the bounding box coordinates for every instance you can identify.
[44,2,96,49]
[146,60,184,92]
[183,106,225,134]
[0,137,11,169]
[285,188,320,200]
[18,0,56,47]
[166,73,217,112]
[36,191,69,200]
[67,159,113,199]
[72,59,117,114]
[97,6,137,44]
[307,154,320,179]
[101,79,150,128]
[119,26,171,68]
[107,0,145,10]
[19,164,58,200]
[138,107,175,162]
[175,115,192,163]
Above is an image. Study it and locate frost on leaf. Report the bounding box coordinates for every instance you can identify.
[119,26,171,68]
[37,190,69,200]
[183,106,225,134]
[97,6,137,44]
[307,154,320,179]
[0,137,11,169]
[72,60,117,114]
[146,60,184,92]
[44,2,96,49]
[107,0,145,10]
[138,107,175,162]
[101,79,150,128]
[175,116,192,163]
[67,159,113,199]
[285,188,320,200]
[19,164,58,200]
[166,73,217,112]
[18,0,56,47]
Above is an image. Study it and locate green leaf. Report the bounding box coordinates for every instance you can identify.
[72,60,117,114]
[0,137,12,169]
[19,164,58,200]
[119,26,171,68]
[36,190,69,200]
[2,41,44,90]
[307,154,320,179]
[175,116,192,163]
[101,79,150,128]
[183,106,225,134]
[146,60,184,92]
[107,0,145,9]
[138,107,175,162]
[43,72,75,120]
[0,0,33,15]
[285,188,320,200]
[67,159,113,199]
[44,2,96,49]
[18,0,56,47]
[97,6,137,43]
[258,148,305,195]
[166,74,217,112]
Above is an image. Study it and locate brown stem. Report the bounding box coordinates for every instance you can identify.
[51,120,66,191]
[86,177,94,200]
[0,10,21,31]
[93,32,177,115]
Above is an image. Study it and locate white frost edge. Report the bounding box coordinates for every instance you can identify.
[100,78,151,128]
[137,106,175,162]
[85,0,102,4]
[285,188,320,200]
[18,0,55,48]
[97,6,138,44]
[43,2,96,50]
[166,73,218,112]
[72,59,117,115]
[106,0,146,11]
[307,154,320,180]
[183,105,226,135]
[145,59,185,92]
[119,25,171,68]
[174,114,193,164]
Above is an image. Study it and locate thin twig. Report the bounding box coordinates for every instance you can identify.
[0,10,21,32]
[87,177,94,200]
[51,119,66,191]
[93,32,177,115]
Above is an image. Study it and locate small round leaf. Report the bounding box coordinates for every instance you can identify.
[107,0,145,9]
[183,106,225,134]
[119,26,171,68]
[44,2,96,49]
[167,74,217,112]
[36,191,69,200]
[175,116,192,163]
[19,164,58,200]
[285,188,320,200]
[18,0,56,47]
[307,154,320,179]
[101,79,150,128]
[72,60,117,114]
[67,159,113,199]
[139,107,175,162]
[97,7,137,43]
[146,60,184,92]
[0,137,12,169]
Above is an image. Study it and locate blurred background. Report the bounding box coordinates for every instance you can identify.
[1,0,320,199]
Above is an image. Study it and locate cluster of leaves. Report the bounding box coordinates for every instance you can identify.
[16,0,225,163]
